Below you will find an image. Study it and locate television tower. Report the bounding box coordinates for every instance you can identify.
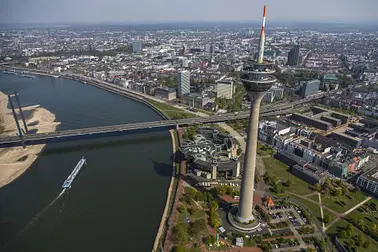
[236,5,277,223]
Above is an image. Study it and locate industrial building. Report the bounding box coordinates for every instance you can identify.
[299,79,320,98]
[178,70,190,97]
[181,127,241,180]
[216,79,234,99]
[357,168,378,195]
[154,87,177,101]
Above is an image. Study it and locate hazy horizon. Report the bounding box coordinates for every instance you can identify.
[1,0,377,24]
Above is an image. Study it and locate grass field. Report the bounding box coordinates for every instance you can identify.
[326,220,378,252]
[147,99,197,119]
[303,193,338,224]
[321,190,368,213]
[307,194,320,202]
[262,157,314,195]
[348,199,378,226]
[257,142,275,157]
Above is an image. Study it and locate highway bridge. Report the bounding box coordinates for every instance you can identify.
[0,109,291,148]
[0,73,328,148]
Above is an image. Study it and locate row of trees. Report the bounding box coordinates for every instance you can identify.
[314,178,349,197]
[346,216,378,243]
[209,200,220,229]
[214,185,239,197]
[337,223,371,249]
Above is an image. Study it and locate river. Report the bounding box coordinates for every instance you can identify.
[0,73,172,252]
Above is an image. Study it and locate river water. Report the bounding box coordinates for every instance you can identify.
[0,73,172,252]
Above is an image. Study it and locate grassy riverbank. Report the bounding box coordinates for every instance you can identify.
[146,99,197,119]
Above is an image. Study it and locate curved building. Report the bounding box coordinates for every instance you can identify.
[181,127,241,180]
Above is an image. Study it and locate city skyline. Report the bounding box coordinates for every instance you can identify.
[1,0,378,24]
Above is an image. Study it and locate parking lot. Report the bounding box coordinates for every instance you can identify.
[268,205,310,226]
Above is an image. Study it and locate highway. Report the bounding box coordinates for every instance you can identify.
[0,73,329,148]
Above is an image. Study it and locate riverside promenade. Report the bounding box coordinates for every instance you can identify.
[152,129,178,252]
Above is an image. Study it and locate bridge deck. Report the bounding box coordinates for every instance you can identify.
[0,74,327,148]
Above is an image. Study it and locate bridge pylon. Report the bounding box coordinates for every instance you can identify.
[8,94,26,148]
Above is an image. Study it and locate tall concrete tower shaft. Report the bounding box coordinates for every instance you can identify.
[236,5,277,223]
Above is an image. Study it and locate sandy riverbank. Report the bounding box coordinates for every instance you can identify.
[0,91,60,188]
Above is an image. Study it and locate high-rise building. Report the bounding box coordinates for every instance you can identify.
[182,44,188,56]
[181,58,189,68]
[233,5,276,225]
[132,40,143,53]
[299,79,320,97]
[288,45,300,66]
[210,44,215,55]
[205,44,211,53]
[178,71,190,97]
[216,80,234,99]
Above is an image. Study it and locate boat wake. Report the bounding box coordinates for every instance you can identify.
[3,188,67,250]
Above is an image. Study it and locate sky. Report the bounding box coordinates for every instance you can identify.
[1,0,377,24]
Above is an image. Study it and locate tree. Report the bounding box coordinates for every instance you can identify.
[342,187,349,196]
[284,180,292,187]
[363,240,370,248]
[323,215,331,224]
[178,205,185,213]
[237,147,242,156]
[216,186,227,196]
[271,182,283,193]
[345,223,355,237]
[210,201,219,212]
[174,245,186,252]
[338,230,347,238]
[357,219,365,228]
[314,183,322,192]
[356,234,364,247]
[188,207,197,216]
[372,224,377,233]
[335,188,343,197]
[347,239,355,247]
[172,223,189,243]
[306,248,316,252]
[204,192,213,203]
[206,235,215,244]
[210,215,220,229]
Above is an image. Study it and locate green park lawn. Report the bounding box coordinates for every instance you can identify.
[326,220,378,252]
[262,157,314,195]
[178,207,206,223]
[348,199,378,227]
[147,99,197,119]
[307,194,320,202]
[257,142,275,157]
[321,190,368,214]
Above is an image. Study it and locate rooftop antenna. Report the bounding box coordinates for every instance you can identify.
[257,5,267,64]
